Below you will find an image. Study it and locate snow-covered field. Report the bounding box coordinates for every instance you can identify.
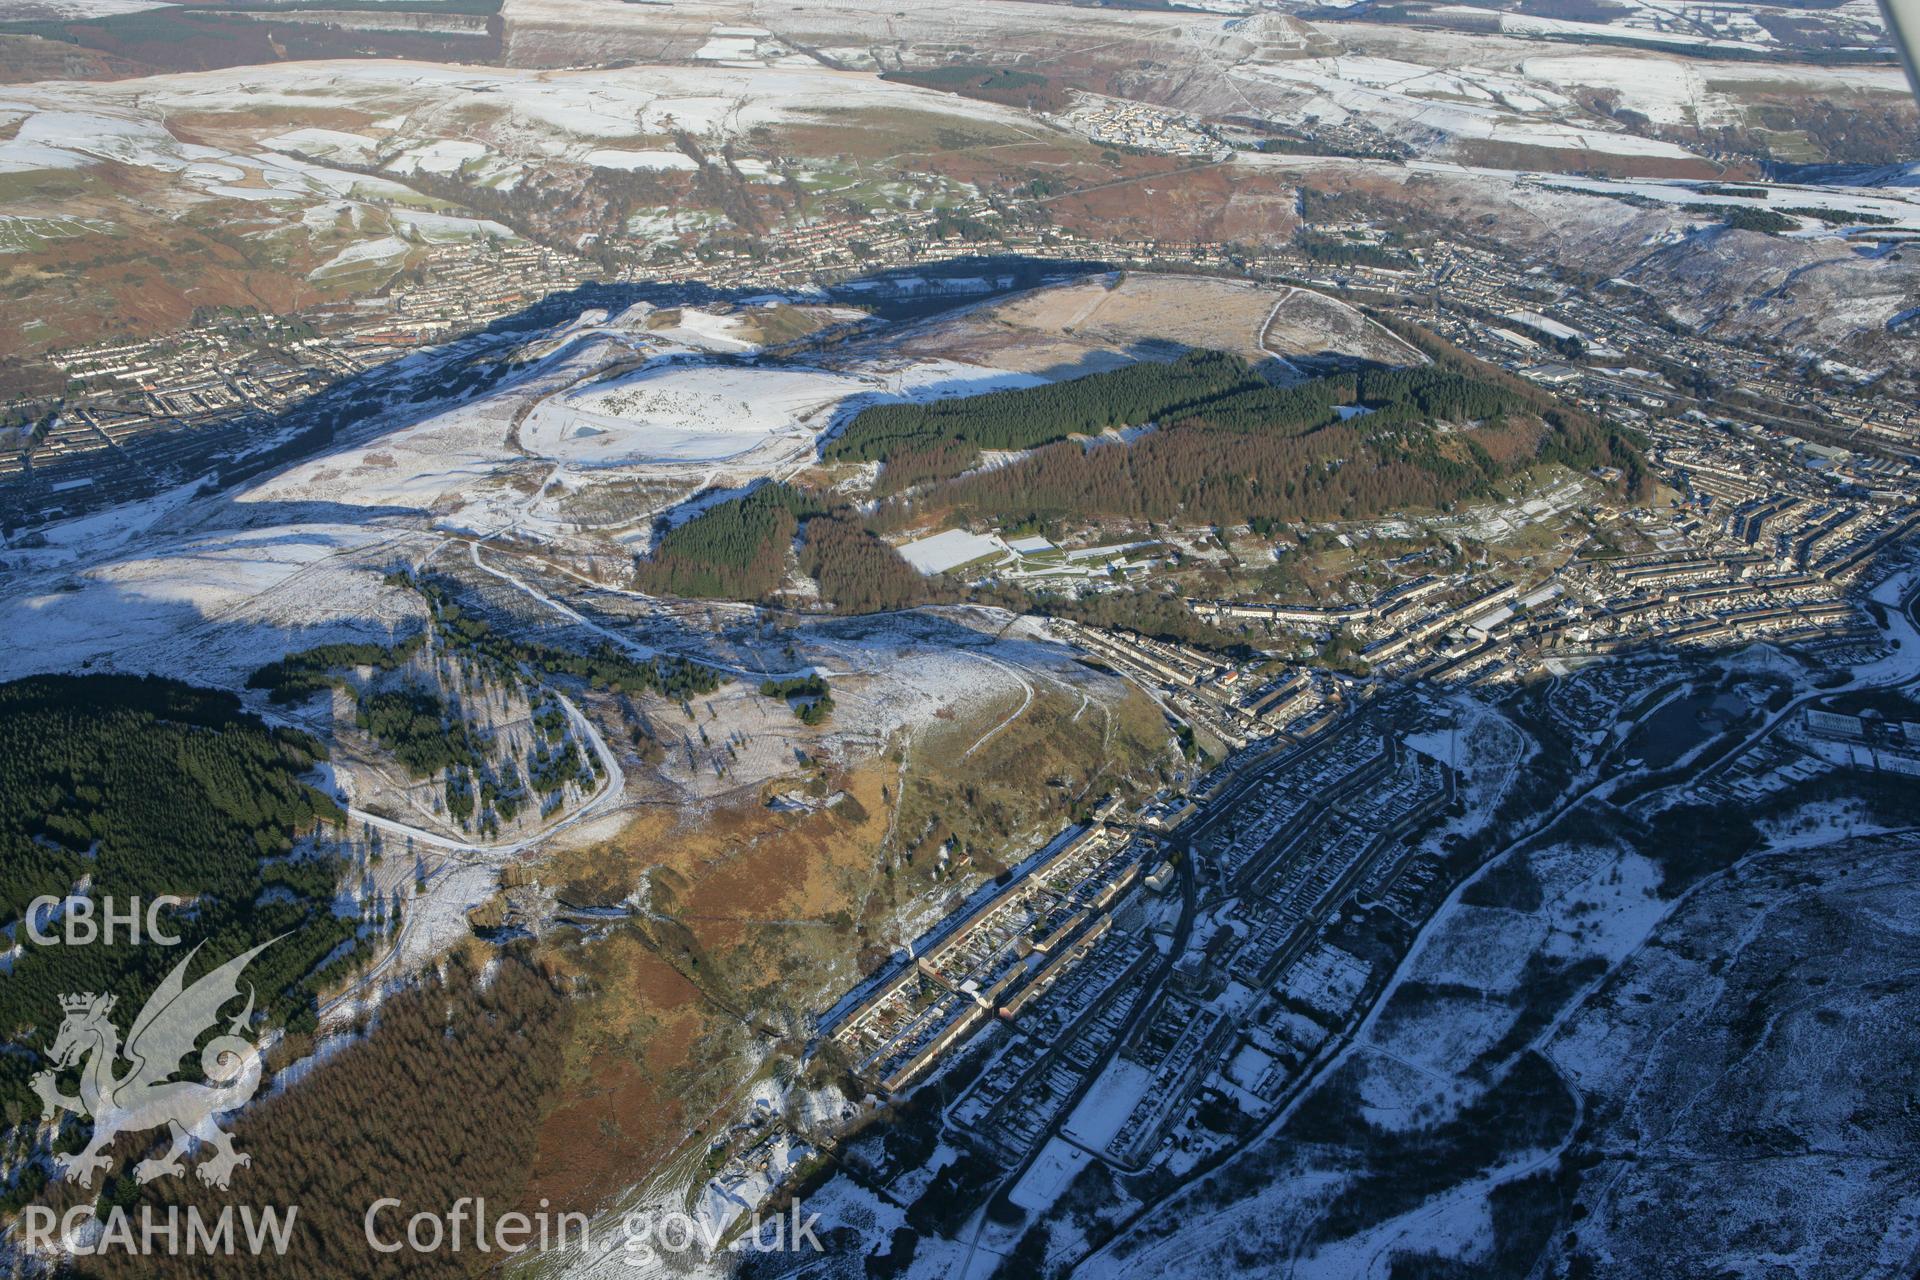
[1061,1059,1157,1151]
[524,362,869,465]
[1515,53,1910,128]
[0,516,422,688]
[0,55,1049,312]
[1534,173,1920,231]
[1237,54,1703,162]
[0,0,169,15]
[1010,1137,1094,1212]
[582,148,698,172]
[0,58,1044,183]
[1453,3,1768,52]
[308,234,411,280]
[897,528,1005,575]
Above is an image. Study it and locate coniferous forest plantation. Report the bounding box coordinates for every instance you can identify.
[625,342,1645,611]
[0,0,1916,1270]
[0,675,360,1205]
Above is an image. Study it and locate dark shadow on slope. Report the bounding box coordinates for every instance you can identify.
[0,255,1117,537]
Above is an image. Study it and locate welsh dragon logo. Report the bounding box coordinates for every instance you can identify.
[31,938,278,1191]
